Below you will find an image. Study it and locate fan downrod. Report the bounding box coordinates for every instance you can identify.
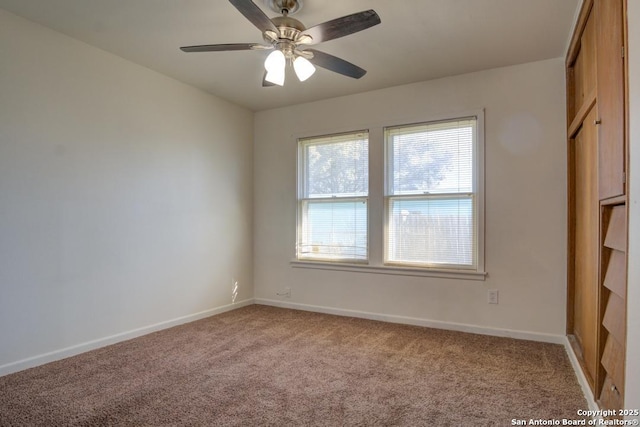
[265,0,302,16]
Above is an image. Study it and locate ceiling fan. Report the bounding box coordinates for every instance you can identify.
[180,0,381,87]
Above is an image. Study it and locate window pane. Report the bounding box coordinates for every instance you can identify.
[298,131,369,262]
[299,200,367,261]
[303,133,368,198]
[387,119,474,195]
[388,197,474,267]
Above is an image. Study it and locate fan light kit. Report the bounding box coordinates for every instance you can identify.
[181,0,381,87]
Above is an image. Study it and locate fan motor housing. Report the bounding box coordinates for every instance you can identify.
[271,16,306,42]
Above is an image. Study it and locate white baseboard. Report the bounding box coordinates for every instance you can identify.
[254,298,567,344]
[0,298,254,377]
[562,337,600,411]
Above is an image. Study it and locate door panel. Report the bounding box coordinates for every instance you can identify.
[573,106,599,388]
[596,0,625,199]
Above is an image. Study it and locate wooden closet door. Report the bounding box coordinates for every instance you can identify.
[573,107,599,388]
[566,0,628,405]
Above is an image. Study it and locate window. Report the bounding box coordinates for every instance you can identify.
[385,117,479,269]
[297,131,369,262]
[294,112,484,279]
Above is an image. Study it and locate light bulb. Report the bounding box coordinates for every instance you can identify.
[293,56,316,82]
[264,50,285,72]
[264,50,286,86]
[265,69,285,86]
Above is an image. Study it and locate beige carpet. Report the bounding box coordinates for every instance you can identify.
[0,305,587,426]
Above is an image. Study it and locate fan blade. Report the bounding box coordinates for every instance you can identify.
[229,0,278,34]
[180,43,266,52]
[304,10,380,44]
[306,49,366,79]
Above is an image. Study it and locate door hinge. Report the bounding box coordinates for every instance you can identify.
[623,171,626,184]
[622,46,625,58]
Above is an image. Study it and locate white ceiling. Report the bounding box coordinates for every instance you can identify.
[0,0,579,111]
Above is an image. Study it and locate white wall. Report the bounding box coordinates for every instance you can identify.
[624,0,640,412]
[0,9,254,372]
[254,58,568,337]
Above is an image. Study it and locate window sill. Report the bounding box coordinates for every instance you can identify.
[290,260,487,281]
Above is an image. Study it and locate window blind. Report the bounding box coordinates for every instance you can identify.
[385,118,477,268]
[298,131,369,261]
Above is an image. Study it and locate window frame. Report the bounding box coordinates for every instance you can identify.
[291,110,485,281]
[383,116,481,271]
[296,130,370,263]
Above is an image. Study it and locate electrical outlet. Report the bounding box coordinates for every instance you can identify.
[488,289,499,304]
